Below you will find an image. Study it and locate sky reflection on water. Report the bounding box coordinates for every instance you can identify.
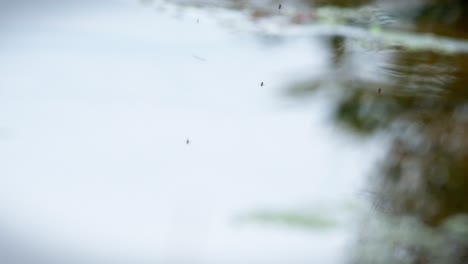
[0,1,384,263]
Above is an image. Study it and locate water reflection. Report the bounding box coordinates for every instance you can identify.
[168,0,468,263]
[286,23,468,215]
[1,0,468,263]
[278,2,468,264]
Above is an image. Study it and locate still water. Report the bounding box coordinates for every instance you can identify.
[0,0,467,264]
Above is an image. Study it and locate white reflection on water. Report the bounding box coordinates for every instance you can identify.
[0,1,383,263]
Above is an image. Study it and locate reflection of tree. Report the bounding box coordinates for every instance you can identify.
[288,37,468,263]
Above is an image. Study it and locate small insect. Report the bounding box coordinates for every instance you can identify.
[261,82,264,86]
[378,88,381,94]
[196,18,199,24]
[186,139,190,144]
[278,4,281,10]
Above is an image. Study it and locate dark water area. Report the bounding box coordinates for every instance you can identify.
[305,2,468,264]
[325,42,468,263]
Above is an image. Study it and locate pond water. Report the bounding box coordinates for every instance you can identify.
[0,0,467,264]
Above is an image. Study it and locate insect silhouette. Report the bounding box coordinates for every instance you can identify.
[278,4,281,10]
[186,139,190,144]
[378,88,381,94]
[261,82,264,86]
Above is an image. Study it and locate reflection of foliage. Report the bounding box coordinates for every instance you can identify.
[292,48,468,225]
[242,209,337,230]
[152,0,468,53]
[334,89,405,134]
[285,31,468,264]
[351,214,468,264]
[374,115,468,226]
[290,50,468,136]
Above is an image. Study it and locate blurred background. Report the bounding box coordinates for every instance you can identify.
[0,0,467,263]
